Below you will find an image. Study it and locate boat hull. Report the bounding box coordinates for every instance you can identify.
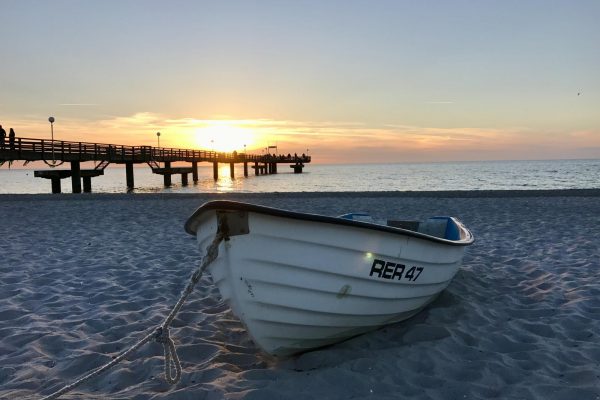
[190,205,471,357]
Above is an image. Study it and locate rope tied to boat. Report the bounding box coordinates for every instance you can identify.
[41,231,225,400]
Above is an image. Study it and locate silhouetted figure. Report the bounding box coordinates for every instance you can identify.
[8,128,15,150]
[0,125,5,150]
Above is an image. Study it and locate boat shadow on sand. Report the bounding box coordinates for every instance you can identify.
[268,285,469,373]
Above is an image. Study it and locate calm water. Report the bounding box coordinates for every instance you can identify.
[0,159,598,194]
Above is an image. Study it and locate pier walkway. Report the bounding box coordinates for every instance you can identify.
[0,137,311,193]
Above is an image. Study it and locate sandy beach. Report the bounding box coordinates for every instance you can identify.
[1,191,599,400]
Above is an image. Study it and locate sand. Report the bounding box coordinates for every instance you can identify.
[1,191,599,400]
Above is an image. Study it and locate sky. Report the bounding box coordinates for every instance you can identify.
[1,0,599,163]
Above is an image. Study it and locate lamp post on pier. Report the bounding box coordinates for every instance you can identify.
[48,117,55,140]
[155,132,161,166]
[48,117,56,164]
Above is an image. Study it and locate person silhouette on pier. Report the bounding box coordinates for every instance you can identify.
[9,128,15,150]
[0,125,6,149]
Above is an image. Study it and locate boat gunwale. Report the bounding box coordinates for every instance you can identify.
[185,200,474,246]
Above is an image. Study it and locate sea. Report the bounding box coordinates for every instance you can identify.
[0,159,598,194]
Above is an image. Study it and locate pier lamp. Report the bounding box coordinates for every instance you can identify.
[48,116,56,162]
[156,131,161,148]
[244,144,246,154]
[48,117,55,141]
[42,116,63,167]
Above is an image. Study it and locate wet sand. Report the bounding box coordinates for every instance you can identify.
[1,191,599,399]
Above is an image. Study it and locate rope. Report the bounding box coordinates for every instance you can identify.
[41,231,225,400]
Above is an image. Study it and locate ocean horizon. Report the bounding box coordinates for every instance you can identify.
[0,158,598,194]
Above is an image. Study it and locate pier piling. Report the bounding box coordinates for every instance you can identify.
[83,176,92,193]
[125,162,134,189]
[51,178,61,194]
[192,161,198,182]
[164,161,172,186]
[230,163,235,179]
[213,162,218,180]
[34,169,103,194]
[71,161,81,193]
[291,163,304,173]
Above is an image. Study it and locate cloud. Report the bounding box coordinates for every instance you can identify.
[4,112,599,163]
[59,103,100,106]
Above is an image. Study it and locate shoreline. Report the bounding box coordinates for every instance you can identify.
[0,188,599,201]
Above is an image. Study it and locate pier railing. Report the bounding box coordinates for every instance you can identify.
[1,137,311,164]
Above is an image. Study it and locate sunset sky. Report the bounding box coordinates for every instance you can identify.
[1,0,599,163]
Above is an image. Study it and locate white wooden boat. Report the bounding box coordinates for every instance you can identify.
[185,201,474,357]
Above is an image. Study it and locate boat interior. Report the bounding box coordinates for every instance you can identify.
[338,212,462,241]
[387,217,461,240]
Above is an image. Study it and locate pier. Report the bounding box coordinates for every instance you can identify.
[0,137,311,193]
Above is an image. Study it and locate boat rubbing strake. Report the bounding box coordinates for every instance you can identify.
[185,200,474,357]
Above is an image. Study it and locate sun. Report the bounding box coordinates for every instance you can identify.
[194,122,256,153]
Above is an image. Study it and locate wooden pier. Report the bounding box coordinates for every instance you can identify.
[0,137,311,193]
